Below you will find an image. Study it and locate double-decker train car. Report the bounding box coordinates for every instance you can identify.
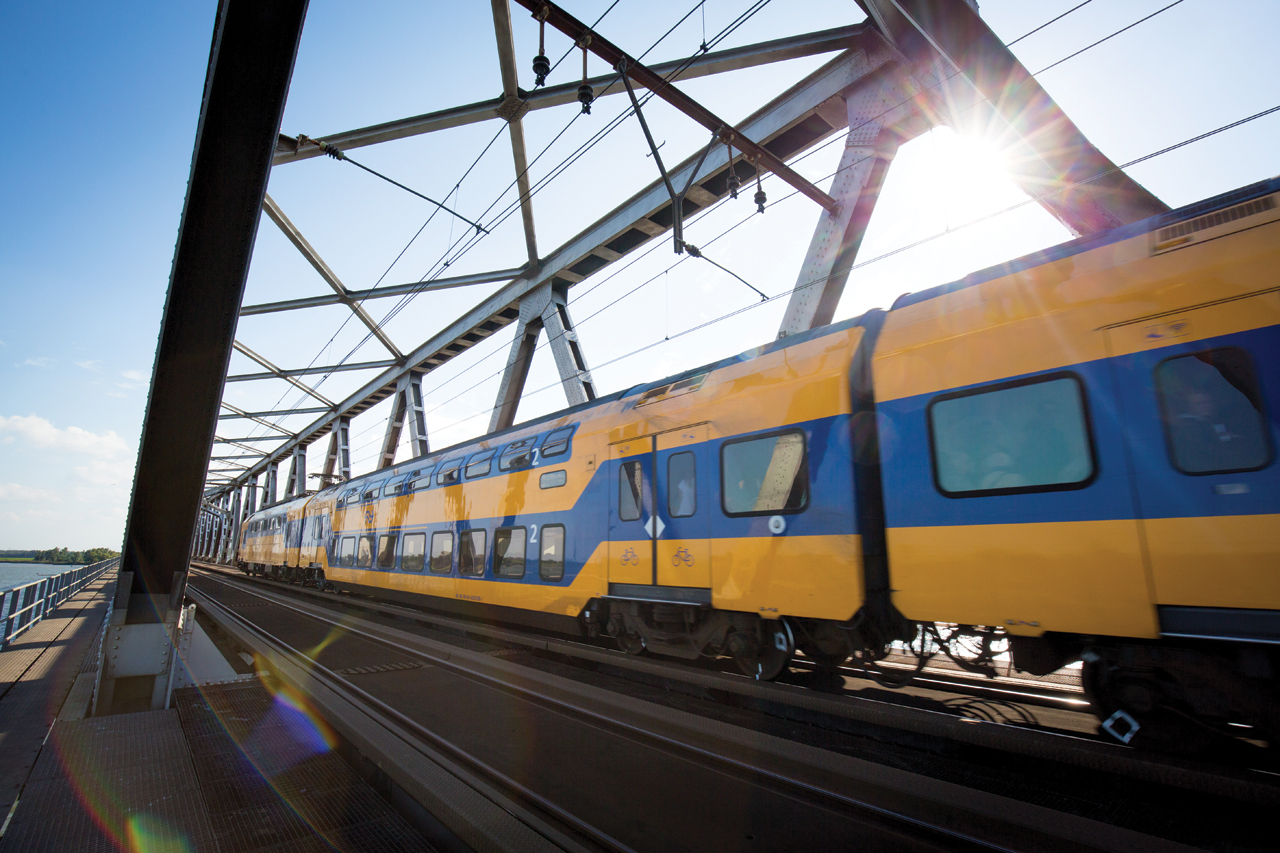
[237,176,1280,747]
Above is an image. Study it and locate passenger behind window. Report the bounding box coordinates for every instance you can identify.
[1157,349,1270,474]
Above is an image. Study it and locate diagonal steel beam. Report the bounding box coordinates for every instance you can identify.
[240,266,525,316]
[227,358,397,383]
[492,0,539,265]
[232,341,335,406]
[220,402,296,436]
[219,405,331,419]
[262,193,405,360]
[271,25,866,166]
[515,0,838,213]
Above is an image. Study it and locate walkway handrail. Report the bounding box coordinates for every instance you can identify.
[0,557,119,649]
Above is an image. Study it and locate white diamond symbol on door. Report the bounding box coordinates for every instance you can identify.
[642,516,665,539]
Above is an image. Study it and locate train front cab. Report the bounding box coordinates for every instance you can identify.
[873,179,1280,745]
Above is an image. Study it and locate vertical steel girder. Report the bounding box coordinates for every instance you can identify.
[378,374,429,469]
[491,0,539,265]
[247,475,260,514]
[322,417,351,482]
[104,0,311,718]
[488,281,595,432]
[265,463,278,505]
[778,81,909,336]
[284,445,307,497]
[228,487,244,562]
[261,193,406,359]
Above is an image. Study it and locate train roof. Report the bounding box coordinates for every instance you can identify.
[891,174,1280,311]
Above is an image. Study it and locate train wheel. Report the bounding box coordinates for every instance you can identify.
[729,620,794,681]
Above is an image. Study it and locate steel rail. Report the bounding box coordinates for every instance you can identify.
[190,563,1280,807]
[189,572,1185,853]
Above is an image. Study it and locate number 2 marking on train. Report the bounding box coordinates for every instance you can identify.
[531,449,540,466]
[528,524,538,544]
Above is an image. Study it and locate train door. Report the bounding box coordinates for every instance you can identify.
[608,437,655,586]
[655,425,711,588]
[1105,291,1280,615]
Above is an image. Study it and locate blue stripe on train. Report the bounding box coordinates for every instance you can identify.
[879,325,1280,529]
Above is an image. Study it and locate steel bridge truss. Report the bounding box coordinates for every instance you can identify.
[195,0,1166,564]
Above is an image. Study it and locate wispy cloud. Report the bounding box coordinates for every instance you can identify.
[20,357,53,368]
[120,370,147,382]
[75,360,102,371]
[0,415,128,459]
[0,483,61,503]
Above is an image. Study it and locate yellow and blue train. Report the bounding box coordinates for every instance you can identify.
[237,176,1280,748]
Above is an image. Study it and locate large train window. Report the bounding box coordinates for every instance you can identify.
[339,536,356,567]
[383,475,409,497]
[429,532,453,574]
[356,536,374,569]
[465,450,495,479]
[376,535,396,569]
[542,426,575,458]
[458,530,486,577]
[402,534,425,572]
[928,373,1095,497]
[668,453,696,517]
[721,430,809,516]
[619,462,643,521]
[494,528,526,579]
[1154,347,1272,475]
[499,437,537,471]
[540,525,565,582]
[436,460,462,486]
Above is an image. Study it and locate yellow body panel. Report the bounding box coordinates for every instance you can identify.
[658,539,710,588]
[1104,287,1280,358]
[709,535,863,621]
[876,210,1280,402]
[1143,514,1280,610]
[888,521,1159,638]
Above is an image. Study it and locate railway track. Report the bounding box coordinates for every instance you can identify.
[185,566,1231,852]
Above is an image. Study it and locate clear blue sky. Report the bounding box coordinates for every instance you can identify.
[1,0,1277,549]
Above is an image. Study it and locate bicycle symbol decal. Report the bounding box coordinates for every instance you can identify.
[671,547,695,567]
[620,548,639,566]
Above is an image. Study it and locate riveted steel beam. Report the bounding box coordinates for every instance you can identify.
[240,267,524,316]
[227,359,397,383]
[262,193,405,360]
[515,0,838,213]
[219,406,331,420]
[271,26,866,166]
[377,373,430,469]
[492,0,539,265]
[232,341,335,406]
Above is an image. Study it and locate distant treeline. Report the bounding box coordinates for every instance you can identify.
[0,551,36,559]
[30,547,119,565]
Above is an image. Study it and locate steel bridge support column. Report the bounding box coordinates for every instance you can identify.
[97,0,307,717]
[284,445,306,498]
[488,281,594,433]
[246,475,259,515]
[322,417,351,482]
[264,463,278,506]
[777,87,901,337]
[227,487,244,564]
[378,373,429,469]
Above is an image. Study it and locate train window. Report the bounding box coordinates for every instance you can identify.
[430,531,453,574]
[540,525,565,582]
[540,470,567,489]
[342,488,359,506]
[499,437,537,471]
[339,536,356,567]
[1155,348,1272,475]
[458,530,487,577]
[402,533,426,572]
[542,426,575,458]
[465,450,496,479]
[436,460,462,486]
[668,452,696,517]
[356,536,374,569]
[362,484,381,502]
[493,528,526,579]
[928,373,1095,497]
[721,430,809,516]
[619,461,643,521]
[376,534,397,569]
[384,475,409,497]
[409,467,435,492]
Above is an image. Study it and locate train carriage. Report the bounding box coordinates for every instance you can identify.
[235,175,1280,746]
